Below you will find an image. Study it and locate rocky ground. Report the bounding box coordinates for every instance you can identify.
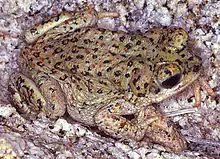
[0,0,219,158]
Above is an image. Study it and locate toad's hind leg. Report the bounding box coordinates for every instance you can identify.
[8,72,67,119]
[25,5,119,44]
[94,99,159,141]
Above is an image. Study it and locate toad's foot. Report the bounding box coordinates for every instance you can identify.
[95,99,159,141]
[193,78,216,107]
[95,100,187,152]
[164,77,217,116]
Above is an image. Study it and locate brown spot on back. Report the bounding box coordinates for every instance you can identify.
[137,93,145,97]
[54,62,63,70]
[59,74,68,81]
[76,55,84,59]
[62,39,69,45]
[70,37,78,43]
[136,40,141,45]
[92,48,98,52]
[144,82,149,88]
[103,60,110,64]
[65,56,72,61]
[125,43,132,50]
[119,36,125,42]
[92,55,98,59]
[162,47,166,52]
[149,38,154,43]
[97,89,103,94]
[54,47,63,54]
[125,73,130,78]
[107,67,112,72]
[114,70,122,77]
[97,72,102,76]
[84,39,92,44]
[70,65,79,73]
[33,52,40,58]
[132,74,141,85]
[127,61,133,67]
[36,61,44,67]
[99,36,103,40]
[112,44,119,48]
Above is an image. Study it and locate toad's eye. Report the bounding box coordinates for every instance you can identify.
[156,63,182,89]
[161,73,182,88]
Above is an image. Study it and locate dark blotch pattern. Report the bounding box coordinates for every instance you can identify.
[33,52,40,58]
[103,60,110,64]
[149,38,154,43]
[54,62,62,70]
[125,73,130,78]
[127,61,133,67]
[65,56,73,61]
[76,55,84,59]
[114,70,122,77]
[137,93,145,97]
[70,37,78,43]
[97,89,103,94]
[54,47,63,54]
[107,67,112,72]
[125,43,132,50]
[97,72,102,76]
[71,65,79,73]
[119,36,125,42]
[92,55,98,59]
[37,61,44,67]
[136,40,141,45]
[62,39,69,45]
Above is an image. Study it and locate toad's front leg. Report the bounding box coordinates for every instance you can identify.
[95,99,159,141]
[95,100,187,152]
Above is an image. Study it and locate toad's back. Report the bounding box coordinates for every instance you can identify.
[21,28,153,90]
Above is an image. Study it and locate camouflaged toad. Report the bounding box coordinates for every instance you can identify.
[8,6,216,152]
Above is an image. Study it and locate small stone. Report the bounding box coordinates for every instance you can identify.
[134,0,145,9]
[115,142,131,152]
[127,151,141,159]
[156,8,172,26]
[52,119,72,133]
[0,106,16,118]
[56,150,72,159]
[75,126,87,137]
[145,152,165,159]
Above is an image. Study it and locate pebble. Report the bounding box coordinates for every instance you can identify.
[0,106,16,118]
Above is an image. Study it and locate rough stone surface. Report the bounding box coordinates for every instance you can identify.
[0,0,219,158]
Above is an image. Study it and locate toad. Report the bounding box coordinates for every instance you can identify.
[8,5,216,152]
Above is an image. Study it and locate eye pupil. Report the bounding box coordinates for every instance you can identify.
[161,73,181,88]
